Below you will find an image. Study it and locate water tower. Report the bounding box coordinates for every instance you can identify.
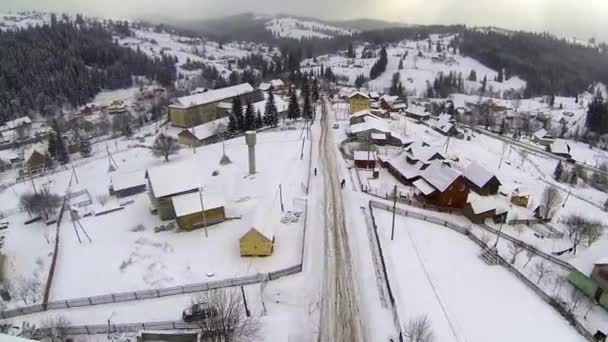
[245,131,256,174]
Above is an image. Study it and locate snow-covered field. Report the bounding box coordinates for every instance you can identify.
[0,127,310,305]
[374,210,585,342]
[266,17,353,39]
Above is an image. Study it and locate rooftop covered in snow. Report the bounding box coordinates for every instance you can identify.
[171,191,225,218]
[146,160,203,198]
[171,83,254,109]
[463,162,500,188]
[420,163,461,192]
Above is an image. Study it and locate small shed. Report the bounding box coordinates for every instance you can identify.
[532,128,554,146]
[493,206,509,224]
[348,92,370,114]
[463,200,496,224]
[510,192,530,208]
[592,259,608,291]
[353,151,377,169]
[110,171,146,198]
[177,117,230,147]
[549,139,572,159]
[171,191,226,231]
[239,227,274,257]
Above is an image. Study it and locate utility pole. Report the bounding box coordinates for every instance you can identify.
[279,184,284,212]
[198,187,208,238]
[391,185,397,241]
[493,224,504,249]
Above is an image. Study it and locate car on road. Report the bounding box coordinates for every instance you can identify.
[182,303,218,322]
[332,123,339,129]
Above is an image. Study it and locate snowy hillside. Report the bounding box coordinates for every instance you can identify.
[0,12,50,31]
[266,17,354,39]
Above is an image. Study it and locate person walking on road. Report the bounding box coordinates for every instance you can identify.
[314,168,317,176]
[341,179,346,189]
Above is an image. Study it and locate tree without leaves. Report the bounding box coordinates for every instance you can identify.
[534,261,554,285]
[190,288,261,342]
[540,186,562,221]
[563,214,605,253]
[19,189,61,219]
[565,287,585,315]
[403,315,434,342]
[523,248,535,268]
[8,276,41,305]
[39,315,71,342]
[150,133,179,162]
[508,241,524,265]
[79,134,92,158]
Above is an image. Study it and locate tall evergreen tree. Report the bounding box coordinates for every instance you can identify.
[227,114,239,134]
[232,97,244,132]
[302,92,313,121]
[47,134,57,159]
[398,59,404,70]
[264,88,278,127]
[347,43,355,59]
[255,110,263,129]
[312,79,320,102]
[480,75,488,95]
[52,120,69,164]
[287,91,300,121]
[244,101,255,131]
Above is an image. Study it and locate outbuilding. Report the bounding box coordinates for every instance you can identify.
[348,92,370,114]
[463,200,497,224]
[354,151,377,169]
[171,191,226,231]
[239,227,274,257]
[463,162,502,195]
[109,171,146,198]
[177,117,230,147]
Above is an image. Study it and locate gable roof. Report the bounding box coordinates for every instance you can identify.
[406,105,429,117]
[468,198,497,215]
[241,227,273,242]
[146,160,203,198]
[253,97,288,114]
[550,139,571,155]
[354,151,377,161]
[534,128,552,140]
[25,142,48,162]
[349,91,370,99]
[413,178,436,195]
[463,162,500,188]
[420,163,462,192]
[406,143,445,163]
[172,83,254,109]
[182,117,230,141]
[171,191,225,218]
[111,171,146,192]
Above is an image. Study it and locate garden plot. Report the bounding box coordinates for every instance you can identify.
[374,209,585,342]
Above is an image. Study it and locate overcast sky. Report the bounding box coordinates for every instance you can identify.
[2,0,607,42]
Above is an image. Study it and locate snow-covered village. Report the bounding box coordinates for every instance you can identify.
[0,5,607,342]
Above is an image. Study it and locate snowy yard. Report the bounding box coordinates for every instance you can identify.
[373,209,585,342]
[0,128,311,304]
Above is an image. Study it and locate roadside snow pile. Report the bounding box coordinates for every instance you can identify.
[281,210,302,224]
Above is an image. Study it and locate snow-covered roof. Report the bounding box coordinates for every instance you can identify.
[595,258,608,266]
[469,198,497,215]
[146,160,203,198]
[369,91,380,99]
[111,171,146,192]
[463,162,499,188]
[413,178,436,195]
[533,128,552,140]
[550,139,570,155]
[172,83,255,108]
[253,97,288,114]
[420,163,461,192]
[2,116,32,130]
[354,151,377,161]
[259,82,271,91]
[349,117,390,135]
[270,79,285,88]
[186,117,230,141]
[0,150,19,162]
[406,105,429,117]
[171,191,225,218]
[406,143,444,163]
[349,91,369,99]
[24,142,48,161]
[380,95,398,104]
[570,240,608,275]
[387,157,425,180]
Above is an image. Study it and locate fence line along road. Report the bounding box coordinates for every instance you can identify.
[0,264,303,320]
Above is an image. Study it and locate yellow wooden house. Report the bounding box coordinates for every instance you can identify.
[348,92,370,114]
[240,227,274,257]
[171,191,226,231]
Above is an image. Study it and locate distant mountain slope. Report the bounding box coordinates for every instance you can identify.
[330,18,410,31]
[266,17,354,39]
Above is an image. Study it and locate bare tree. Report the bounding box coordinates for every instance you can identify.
[403,315,434,342]
[150,133,180,162]
[540,187,562,221]
[9,276,41,305]
[533,261,554,285]
[563,214,605,254]
[508,241,524,265]
[565,287,585,315]
[96,194,109,206]
[39,315,71,342]
[523,248,535,268]
[20,189,61,219]
[191,288,261,342]
[552,274,567,296]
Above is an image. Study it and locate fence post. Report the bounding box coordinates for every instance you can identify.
[134,292,138,300]
[111,294,115,302]
[88,297,92,305]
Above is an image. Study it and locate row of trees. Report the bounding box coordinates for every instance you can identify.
[369,47,388,80]
[585,94,608,134]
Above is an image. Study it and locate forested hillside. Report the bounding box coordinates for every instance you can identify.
[459,30,608,97]
[0,17,176,123]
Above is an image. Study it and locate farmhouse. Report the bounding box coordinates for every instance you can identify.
[252,97,288,118]
[431,118,458,137]
[169,83,256,128]
[24,143,51,175]
[463,162,502,195]
[349,116,406,146]
[145,161,203,220]
[0,150,21,166]
[258,79,286,92]
[348,92,370,114]
[549,139,572,159]
[0,116,32,132]
[413,163,469,208]
[405,105,430,121]
[532,128,554,146]
[379,95,407,112]
[384,156,426,185]
[348,110,383,126]
[109,171,147,198]
[353,151,377,169]
[240,226,274,257]
[177,117,230,147]
[171,191,226,231]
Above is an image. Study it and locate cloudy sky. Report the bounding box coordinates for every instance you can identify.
[2,0,607,42]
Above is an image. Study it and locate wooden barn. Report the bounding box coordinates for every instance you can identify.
[171,191,226,231]
[413,163,469,208]
[146,161,203,220]
[462,162,502,195]
[177,117,230,147]
[348,92,370,114]
[169,83,256,128]
[353,151,377,169]
[239,227,274,257]
[109,171,146,198]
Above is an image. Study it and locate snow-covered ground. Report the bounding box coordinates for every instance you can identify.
[266,17,353,39]
[0,12,49,31]
[374,209,585,342]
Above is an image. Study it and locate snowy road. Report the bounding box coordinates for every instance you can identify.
[317,98,364,342]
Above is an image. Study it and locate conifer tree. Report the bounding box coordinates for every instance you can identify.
[554,161,563,181]
[312,79,320,102]
[52,120,69,164]
[228,114,239,134]
[255,110,263,129]
[287,91,300,121]
[244,101,255,131]
[264,88,278,127]
[47,134,57,159]
[79,134,92,158]
[302,92,313,121]
[232,97,244,132]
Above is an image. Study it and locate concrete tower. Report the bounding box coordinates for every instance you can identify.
[245,131,256,174]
